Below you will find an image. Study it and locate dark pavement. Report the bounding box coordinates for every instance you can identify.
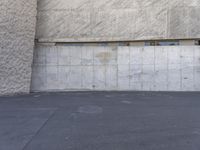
[0,92,200,150]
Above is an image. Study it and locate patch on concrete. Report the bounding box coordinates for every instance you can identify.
[96,52,112,64]
[78,105,103,114]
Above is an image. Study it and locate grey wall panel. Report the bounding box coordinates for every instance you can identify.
[31,45,200,91]
[36,0,200,42]
[0,0,37,95]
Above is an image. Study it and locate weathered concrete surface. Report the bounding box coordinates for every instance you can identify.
[1,92,200,150]
[36,0,200,42]
[0,0,37,95]
[31,45,200,91]
[0,108,55,150]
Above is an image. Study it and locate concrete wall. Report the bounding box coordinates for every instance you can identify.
[1,0,200,94]
[36,0,200,42]
[31,45,200,91]
[0,0,37,95]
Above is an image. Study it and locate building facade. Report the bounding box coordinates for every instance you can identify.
[1,0,200,95]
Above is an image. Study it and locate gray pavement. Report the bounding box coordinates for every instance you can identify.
[0,92,200,150]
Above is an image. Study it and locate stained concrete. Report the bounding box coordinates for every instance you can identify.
[0,0,37,95]
[31,45,200,91]
[1,92,200,150]
[36,0,200,42]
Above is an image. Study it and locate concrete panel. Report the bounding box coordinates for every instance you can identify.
[168,7,189,38]
[155,47,168,65]
[181,67,194,91]
[82,66,93,89]
[70,47,82,66]
[94,47,110,66]
[58,66,70,90]
[81,47,94,66]
[194,66,200,91]
[168,47,181,65]
[134,6,167,40]
[118,47,130,65]
[36,0,200,42]
[116,10,135,38]
[142,65,155,91]
[91,10,117,39]
[68,66,82,89]
[106,47,118,65]
[130,64,143,90]
[0,0,37,95]
[46,47,58,65]
[154,65,168,91]
[36,11,69,39]
[154,47,168,91]
[46,66,59,90]
[58,47,70,66]
[180,47,194,91]
[105,65,118,90]
[130,47,143,65]
[94,66,106,90]
[181,47,194,66]
[118,65,130,90]
[143,47,155,65]
[32,45,200,91]
[33,46,46,65]
[69,11,91,38]
[168,64,181,91]
[31,66,46,92]
[188,7,200,37]
[194,47,200,90]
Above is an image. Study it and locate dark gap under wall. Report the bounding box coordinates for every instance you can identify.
[36,39,200,47]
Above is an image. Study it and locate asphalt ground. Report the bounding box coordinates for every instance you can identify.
[0,92,200,150]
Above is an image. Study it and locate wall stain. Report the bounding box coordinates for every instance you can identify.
[96,52,112,65]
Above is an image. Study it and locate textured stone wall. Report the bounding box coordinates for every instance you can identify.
[36,0,200,42]
[0,0,37,95]
[31,45,200,91]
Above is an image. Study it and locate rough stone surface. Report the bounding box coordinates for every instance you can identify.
[36,0,200,42]
[0,0,37,95]
[32,45,200,91]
